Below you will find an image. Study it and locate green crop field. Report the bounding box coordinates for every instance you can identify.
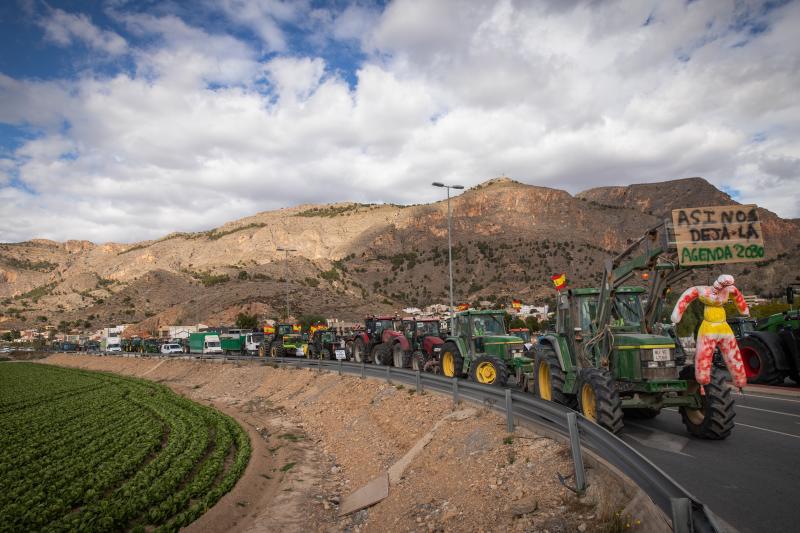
[0,363,251,532]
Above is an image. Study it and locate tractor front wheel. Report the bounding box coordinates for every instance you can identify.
[679,365,735,440]
[321,348,331,360]
[577,369,623,434]
[534,345,576,408]
[353,338,367,363]
[411,350,426,371]
[440,342,464,378]
[470,355,509,387]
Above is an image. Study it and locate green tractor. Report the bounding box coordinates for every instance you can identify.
[440,309,532,387]
[260,323,307,358]
[736,308,799,385]
[535,224,735,439]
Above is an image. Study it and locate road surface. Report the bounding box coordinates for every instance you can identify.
[621,386,800,533]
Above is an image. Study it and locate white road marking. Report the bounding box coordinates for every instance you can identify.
[739,393,800,404]
[735,422,800,440]
[624,421,693,457]
[735,405,800,418]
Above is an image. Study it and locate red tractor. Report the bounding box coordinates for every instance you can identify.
[350,316,408,365]
[396,318,445,370]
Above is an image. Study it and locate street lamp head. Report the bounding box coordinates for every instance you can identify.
[452,185,465,190]
[432,182,444,187]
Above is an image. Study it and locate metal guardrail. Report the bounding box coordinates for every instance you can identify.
[87,351,724,532]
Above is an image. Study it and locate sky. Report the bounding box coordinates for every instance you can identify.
[0,0,798,243]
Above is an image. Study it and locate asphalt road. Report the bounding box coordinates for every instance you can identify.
[620,387,800,533]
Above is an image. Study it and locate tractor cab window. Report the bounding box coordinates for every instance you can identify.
[416,321,440,337]
[374,319,394,333]
[471,315,505,336]
[277,325,293,336]
[454,315,469,337]
[577,296,598,334]
[611,293,643,330]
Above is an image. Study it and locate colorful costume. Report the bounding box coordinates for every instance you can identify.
[671,274,749,388]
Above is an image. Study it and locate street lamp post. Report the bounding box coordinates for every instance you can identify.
[432,182,464,332]
[276,247,297,320]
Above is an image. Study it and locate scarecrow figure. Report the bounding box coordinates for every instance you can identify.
[671,274,749,388]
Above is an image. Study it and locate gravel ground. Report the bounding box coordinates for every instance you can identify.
[43,355,648,532]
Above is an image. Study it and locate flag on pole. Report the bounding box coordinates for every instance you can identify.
[456,303,470,311]
[264,325,275,335]
[512,299,522,311]
[551,273,567,291]
[292,324,302,333]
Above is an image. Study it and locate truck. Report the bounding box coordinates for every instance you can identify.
[101,336,122,353]
[220,331,264,355]
[188,332,223,355]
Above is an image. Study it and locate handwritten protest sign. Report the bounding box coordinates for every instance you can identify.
[671,205,764,266]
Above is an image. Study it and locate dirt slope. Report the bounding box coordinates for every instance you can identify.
[42,354,661,532]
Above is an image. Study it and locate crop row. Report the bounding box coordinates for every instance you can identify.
[0,364,251,532]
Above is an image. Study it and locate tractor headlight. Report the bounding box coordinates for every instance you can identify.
[433,347,441,352]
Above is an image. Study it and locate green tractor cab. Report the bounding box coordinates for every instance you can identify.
[536,286,732,439]
[440,310,532,387]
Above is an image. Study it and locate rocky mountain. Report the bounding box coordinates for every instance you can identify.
[1,177,798,334]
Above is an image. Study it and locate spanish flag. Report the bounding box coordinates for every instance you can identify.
[292,324,302,333]
[512,299,522,310]
[456,303,470,311]
[264,325,275,335]
[551,273,567,291]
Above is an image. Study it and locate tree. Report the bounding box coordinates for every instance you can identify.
[525,316,540,332]
[235,312,258,330]
[508,317,527,329]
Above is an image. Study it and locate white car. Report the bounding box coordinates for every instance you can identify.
[160,343,184,355]
[106,344,122,353]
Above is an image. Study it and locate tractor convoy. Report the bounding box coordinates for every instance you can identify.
[138,213,794,442]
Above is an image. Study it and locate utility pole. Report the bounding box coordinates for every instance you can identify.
[432,182,464,332]
[276,247,297,320]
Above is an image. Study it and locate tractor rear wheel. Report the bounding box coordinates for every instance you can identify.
[353,338,367,363]
[577,369,623,434]
[534,345,576,409]
[321,349,331,360]
[440,342,464,378]
[470,355,509,387]
[679,365,735,440]
[411,350,426,371]
[269,341,285,358]
[738,336,783,385]
[392,343,409,368]
[372,343,391,365]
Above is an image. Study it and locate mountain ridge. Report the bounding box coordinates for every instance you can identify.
[1,176,798,332]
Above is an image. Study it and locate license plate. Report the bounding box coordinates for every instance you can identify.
[335,349,346,360]
[652,348,671,361]
[433,347,441,352]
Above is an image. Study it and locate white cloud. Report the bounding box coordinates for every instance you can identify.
[0,0,798,243]
[39,8,127,55]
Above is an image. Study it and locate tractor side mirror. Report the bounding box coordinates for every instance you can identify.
[574,327,583,342]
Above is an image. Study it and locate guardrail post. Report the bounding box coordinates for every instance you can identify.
[566,412,586,494]
[452,378,460,406]
[670,498,693,533]
[360,362,365,379]
[338,359,342,376]
[318,356,322,373]
[386,365,391,383]
[505,389,514,433]
[415,370,422,393]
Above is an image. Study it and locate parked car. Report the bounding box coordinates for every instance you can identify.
[160,343,184,355]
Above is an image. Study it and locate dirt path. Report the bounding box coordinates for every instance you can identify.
[44,355,655,532]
